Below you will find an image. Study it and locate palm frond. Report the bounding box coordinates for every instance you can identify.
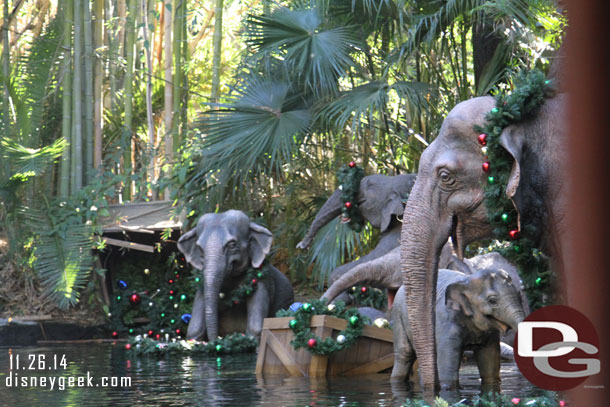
[23,205,94,309]
[245,6,359,96]
[0,137,66,181]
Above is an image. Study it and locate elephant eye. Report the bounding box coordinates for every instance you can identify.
[438,169,455,186]
[487,296,498,306]
[225,240,237,250]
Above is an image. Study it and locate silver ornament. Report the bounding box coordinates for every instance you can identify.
[336,334,346,344]
[219,292,225,299]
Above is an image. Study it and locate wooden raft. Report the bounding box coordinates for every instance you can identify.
[255,315,394,377]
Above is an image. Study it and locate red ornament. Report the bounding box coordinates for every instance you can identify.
[361,286,367,293]
[233,300,239,305]
[344,201,352,209]
[477,134,487,146]
[307,338,317,348]
[348,161,356,168]
[175,274,180,279]
[175,329,181,334]
[112,331,118,338]
[559,401,566,407]
[169,290,175,295]
[125,343,131,350]
[147,330,154,336]
[482,162,490,172]
[511,398,520,405]
[155,334,161,340]
[252,279,257,285]
[509,229,520,240]
[129,293,141,305]
[168,279,174,284]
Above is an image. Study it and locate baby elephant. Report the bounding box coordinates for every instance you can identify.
[391,268,525,389]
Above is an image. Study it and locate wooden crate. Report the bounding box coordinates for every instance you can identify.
[255,315,394,377]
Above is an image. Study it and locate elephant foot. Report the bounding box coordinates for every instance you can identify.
[439,380,459,391]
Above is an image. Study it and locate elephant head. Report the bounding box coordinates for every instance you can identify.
[445,268,525,335]
[177,210,272,340]
[297,173,416,249]
[401,94,565,389]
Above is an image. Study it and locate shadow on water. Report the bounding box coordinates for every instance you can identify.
[0,343,544,407]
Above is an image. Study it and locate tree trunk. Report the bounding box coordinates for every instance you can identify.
[210,0,223,103]
[84,0,94,183]
[142,0,155,196]
[172,0,182,151]
[472,19,502,94]
[2,0,10,129]
[72,0,83,192]
[59,0,73,198]
[93,0,103,168]
[163,0,173,171]
[123,0,137,200]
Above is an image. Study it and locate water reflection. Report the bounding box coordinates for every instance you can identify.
[0,344,543,406]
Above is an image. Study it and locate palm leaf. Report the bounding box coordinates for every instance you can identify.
[1,137,66,181]
[245,6,359,96]
[23,206,94,309]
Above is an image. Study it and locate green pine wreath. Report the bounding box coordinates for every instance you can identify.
[277,299,367,356]
[475,69,555,309]
[336,162,365,232]
[217,263,270,309]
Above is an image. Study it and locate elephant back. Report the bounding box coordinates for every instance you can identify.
[268,265,294,315]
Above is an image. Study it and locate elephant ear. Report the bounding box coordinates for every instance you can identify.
[499,126,525,199]
[248,222,273,268]
[178,227,205,270]
[379,190,405,233]
[445,279,474,317]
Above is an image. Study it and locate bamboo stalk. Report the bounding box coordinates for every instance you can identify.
[109,0,117,113]
[142,0,155,196]
[84,0,94,183]
[2,0,10,128]
[93,0,103,168]
[72,0,83,192]
[163,0,173,169]
[180,0,188,137]
[172,0,182,151]
[123,0,138,200]
[59,0,73,198]
[210,0,223,103]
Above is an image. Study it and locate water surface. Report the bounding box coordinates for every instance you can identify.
[0,343,544,406]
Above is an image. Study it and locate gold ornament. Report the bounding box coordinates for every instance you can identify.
[373,318,390,329]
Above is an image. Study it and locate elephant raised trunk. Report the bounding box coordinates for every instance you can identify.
[296,190,343,250]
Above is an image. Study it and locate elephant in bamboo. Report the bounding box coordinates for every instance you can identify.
[177,210,294,341]
[400,92,567,389]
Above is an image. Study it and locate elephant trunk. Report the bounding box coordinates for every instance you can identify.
[297,190,343,249]
[322,247,401,303]
[203,251,225,341]
[401,182,452,390]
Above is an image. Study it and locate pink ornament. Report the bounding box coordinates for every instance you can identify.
[344,202,352,209]
[348,161,356,168]
[482,162,490,172]
[559,401,566,407]
[125,343,131,350]
[478,133,488,146]
[511,398,520,405]
[307,338,317,348]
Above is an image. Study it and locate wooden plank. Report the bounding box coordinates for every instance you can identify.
[10,315,53,322]
[341,353,395,376]
[255,329,269,375]
[265,330,306,377]
[102,237,155,253]
[37,339,128,344]
[309,325,331,377]
[262,317,294,330]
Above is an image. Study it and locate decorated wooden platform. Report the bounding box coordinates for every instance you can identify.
[255,315,394,377]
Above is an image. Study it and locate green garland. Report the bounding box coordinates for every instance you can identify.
[126,332,257,355]
[350,285,387,309]
[403,391,564,407]
[475,69,555,310]
[276,299,366,356]
[337,162,365,232]
[218,263,269,309]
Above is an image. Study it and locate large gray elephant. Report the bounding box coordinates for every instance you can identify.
[297,173,416,286]
[391,268,526,389]
[177,210,294,341]
[400,93,566,389]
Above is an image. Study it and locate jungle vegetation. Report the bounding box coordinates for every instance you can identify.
[0,0,564,313]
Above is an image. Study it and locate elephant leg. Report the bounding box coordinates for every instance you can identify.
[474,339,501,385]
[437,337,463,389]
[391,308,414,381]
[186,288,206,340]
[246,283,271,339]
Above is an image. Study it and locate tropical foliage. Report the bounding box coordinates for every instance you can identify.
[0,0,564,310]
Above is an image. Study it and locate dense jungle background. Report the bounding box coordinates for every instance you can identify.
[0,0,564,322]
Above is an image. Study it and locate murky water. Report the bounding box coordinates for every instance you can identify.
[0,343,546,406]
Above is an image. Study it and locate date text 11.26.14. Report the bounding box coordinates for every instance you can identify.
[9,354,67,370]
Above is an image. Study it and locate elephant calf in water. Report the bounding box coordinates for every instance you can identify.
[391,268,526,389]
